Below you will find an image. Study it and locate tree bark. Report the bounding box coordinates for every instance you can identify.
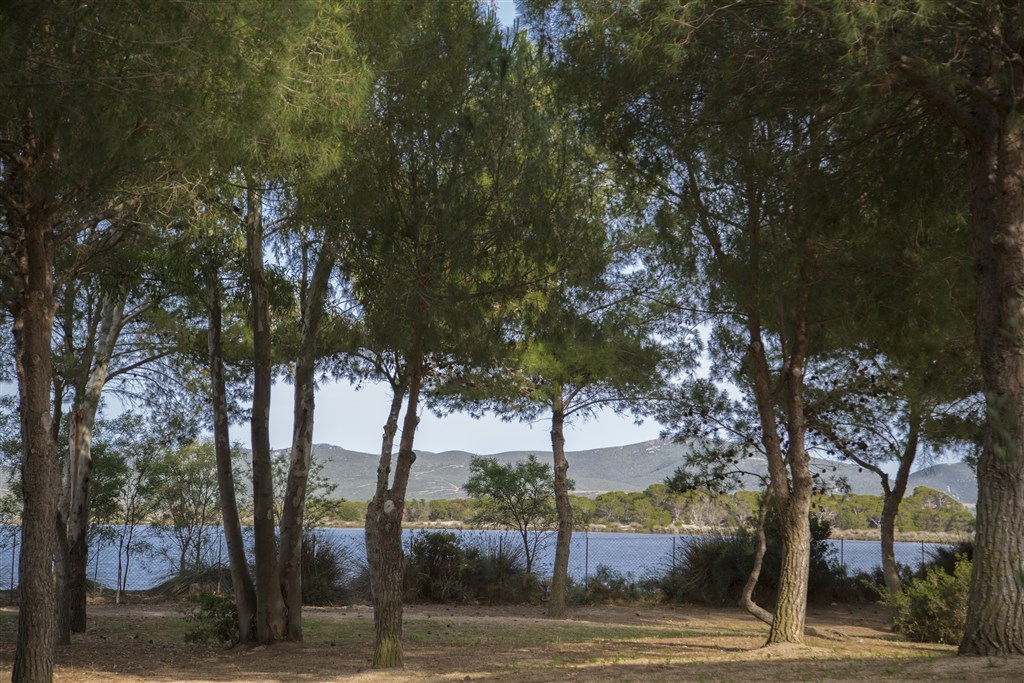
[740,489,774,626]
[745,246,813,646]
[62,294,124,634]
[958,113,1024,656]
[244,183,287,644]
[11,216,59,683]
[879,404,920,594]
[548,395,572,618]
[367,357,422,668]
[279,239,335,641]
[208,272,258,644]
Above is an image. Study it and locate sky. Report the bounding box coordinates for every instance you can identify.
[231,0,668,456]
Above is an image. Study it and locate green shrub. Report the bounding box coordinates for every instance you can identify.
[404,531,535,603]
[302,531,361,606]
[920,541,973,578]
[657,535,752,606]
[881,555,970,644]
[657,512,847,606]
[182,591,239,645]
[571,565,646,604]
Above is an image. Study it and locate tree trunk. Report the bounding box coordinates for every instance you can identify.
[746,250,813,646]
[879,404,920,594]
[278,240,335,641]
[959,119,1024,655]
[11,218,59,683]
[767,489,811,644]
[63,294,124,634]
[548,396,572,619]
[245,183,287,644]
[367,358,422,668]
[208,273,258,643]
[740,490,774,626]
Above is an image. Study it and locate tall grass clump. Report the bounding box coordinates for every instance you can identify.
[404,531,537,604]
[301,531,364,605]
[656,512,847,606]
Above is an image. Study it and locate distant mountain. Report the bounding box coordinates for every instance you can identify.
[312,439,978,505]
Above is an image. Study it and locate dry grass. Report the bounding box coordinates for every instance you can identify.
[1,601,1022,682]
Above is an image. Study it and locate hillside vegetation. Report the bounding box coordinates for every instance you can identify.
[316,483,975,537]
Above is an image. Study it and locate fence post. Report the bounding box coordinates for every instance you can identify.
[672,535,676,573]
[921,540,925,569]
[93,542,100,583]
[840,538,844,571]
[10,535,17,592]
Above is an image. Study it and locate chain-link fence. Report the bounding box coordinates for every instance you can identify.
[0,525,957,595]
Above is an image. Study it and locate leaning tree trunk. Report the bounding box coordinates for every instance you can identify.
[279,239,335,641]
[11,219,60,683]
[739,489,774,626]
[548,395,572,619]
[208,273,258,643]
[367,358,422,668]
[959,119,1024,655]
[879,405,920,595]
[245,183,287,643]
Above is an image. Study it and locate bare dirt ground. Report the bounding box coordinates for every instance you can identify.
[2,601,1023,682]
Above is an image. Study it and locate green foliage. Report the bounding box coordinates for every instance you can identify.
[149,440,222,573]
[301,531,361,606]
[896,487,975,534]
[404,531,535,604]
[657,535,753,607]
[571,565,645,605]
[404,484,971,535]
[270,451,338,530]
[658,513,845,607]
[464,455,558,572]
[182,591,239,645]
[881,556,971,644]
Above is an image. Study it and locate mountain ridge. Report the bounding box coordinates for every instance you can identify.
[311,439,977,505]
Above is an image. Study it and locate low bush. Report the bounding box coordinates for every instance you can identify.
[404,531,537,604]
[882,554,970,644]
[182,590,239,645]
[921,541,973,578]
[570,565,646,604]
[655,512,848,606]
[301,530,363,606]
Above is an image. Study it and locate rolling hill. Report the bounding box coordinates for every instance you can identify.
[311,439,978,504]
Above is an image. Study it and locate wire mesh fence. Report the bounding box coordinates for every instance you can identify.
[0,525,958,595]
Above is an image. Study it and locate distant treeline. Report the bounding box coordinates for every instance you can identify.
[316,483,975,534]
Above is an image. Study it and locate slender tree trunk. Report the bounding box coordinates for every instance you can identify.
[879,404,920,594]
[63,295,124,633]
[548,396,572,618]
[53,507,71,646]
[208,273,258,643]
[959,118,1024,655]
[244,185,287,644]
[11,218,59,683]
[279,240,335,641]
[740,490,774,626]
[368,358,422,668]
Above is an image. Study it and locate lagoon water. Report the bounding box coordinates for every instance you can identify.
[0,526,951,591]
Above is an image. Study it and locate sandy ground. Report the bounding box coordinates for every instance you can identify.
[2,601,1023,682]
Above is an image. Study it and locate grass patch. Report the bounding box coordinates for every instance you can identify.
[299,614,719,649]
